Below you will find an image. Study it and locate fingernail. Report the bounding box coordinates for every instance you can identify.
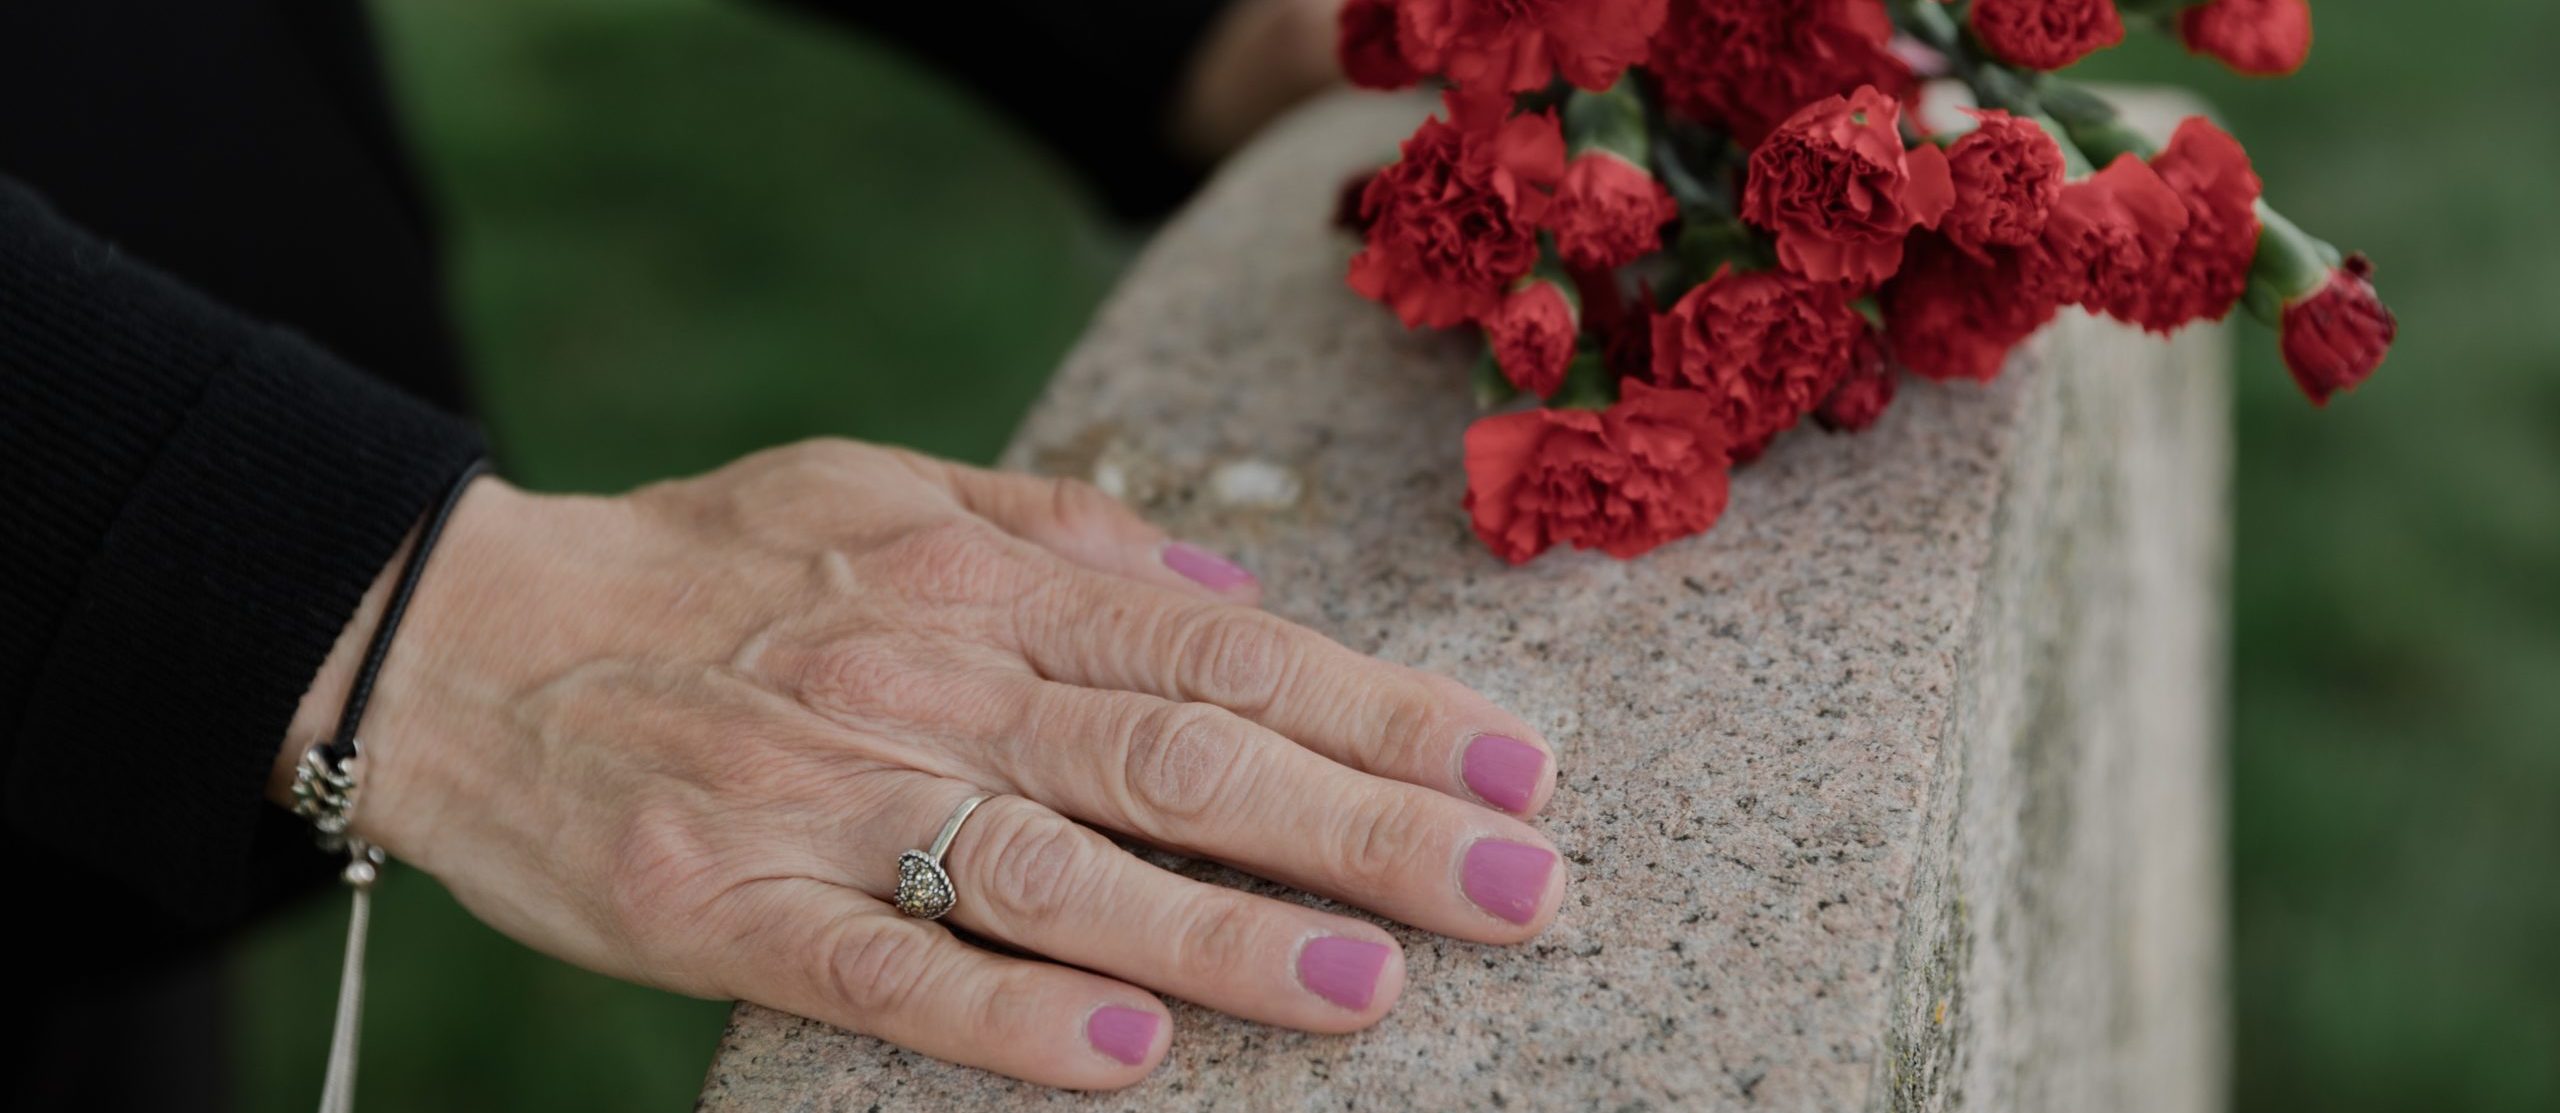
[1297,936,1391,1011]
[1460,840,1557,926]
[1162,541,1257,592]
[1462,734,1546,813]
[1086,1005,1159,1066]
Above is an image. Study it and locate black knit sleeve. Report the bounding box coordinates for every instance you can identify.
[0,175,485,925]
[762,0,1232,219]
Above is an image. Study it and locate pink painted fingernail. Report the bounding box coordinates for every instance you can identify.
[1297,936,1391,1010]
[1460,840,1557,925]
[1162,541,1257,592]
[1462,734,1545,813]
[1086,1005,1159,1066]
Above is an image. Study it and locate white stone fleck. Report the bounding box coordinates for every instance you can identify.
[1207,458,1302,509]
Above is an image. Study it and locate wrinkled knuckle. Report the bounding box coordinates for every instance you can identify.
[601,810,722,947]
[822,919,936,1019]
[973,805,1095,926]
[971,966,1053,1045]
[879,519,1030,606]
[1374,678,1450,766]
[1044,476,1132,536]
[794,639,942,726]
[1168,894,1262,986]
[1341,791,1434,893]
[1123,702,1244,823]
[1177,612,1297,713]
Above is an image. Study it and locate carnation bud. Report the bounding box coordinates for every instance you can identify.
[2178,0,2313,77]
[1969,0,2126,72]
[2279,253,2395,406]
[1484,277,1582,399]
[2241,206,2396,404]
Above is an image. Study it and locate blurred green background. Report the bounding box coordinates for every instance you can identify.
[231,0,2560,1109]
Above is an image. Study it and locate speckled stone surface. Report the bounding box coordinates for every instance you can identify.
[698,91,2228,1113]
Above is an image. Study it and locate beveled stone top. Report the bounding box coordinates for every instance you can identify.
[698,90,2225,1112]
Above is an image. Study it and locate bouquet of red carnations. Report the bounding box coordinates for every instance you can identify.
[1335,0,2395,564]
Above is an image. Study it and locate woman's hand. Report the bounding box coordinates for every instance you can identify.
[276,440,1563,1090]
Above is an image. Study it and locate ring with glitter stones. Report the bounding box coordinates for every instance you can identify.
[893,793,991,920]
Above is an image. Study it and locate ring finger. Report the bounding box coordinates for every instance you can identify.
[838,774,1410,1032]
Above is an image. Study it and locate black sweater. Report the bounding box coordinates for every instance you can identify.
[0,0,1220,975]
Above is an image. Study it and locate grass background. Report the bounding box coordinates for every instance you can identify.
[231,0,2560,1108]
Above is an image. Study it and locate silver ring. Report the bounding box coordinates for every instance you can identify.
[894,794,991,919]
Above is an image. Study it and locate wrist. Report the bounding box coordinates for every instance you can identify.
[269,473,531,825]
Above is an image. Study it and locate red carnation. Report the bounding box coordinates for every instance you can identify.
[2281,254,2395,406]
[1942,109,2066,260]
[1649,266,1869,446]
[1463,379,1733,563]
[2106,117,2262,333]
[1742,86,1955,287]
[1485,279,1580,397]
[1398,0,1669,93]
[2179,0,2312,77]
[1649,0,1912,148]
[1814,332,1896,432]
[1338,0,1423,89]
[1882,233,2069,382]
[1969,0,2124,71]
[1549,150,1679,270]
[2038,153,2190,314]
[1348,95,1567,329]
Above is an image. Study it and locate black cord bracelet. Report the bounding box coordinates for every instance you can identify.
[289,456,490,1113]
[290,456,491,848]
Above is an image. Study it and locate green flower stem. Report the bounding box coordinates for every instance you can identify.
[1564,79,1652,164]
[1473,348,1521,411]
[2040,80,2159,161]
[1891,0,1964,54]
[2244,202,2341,320]
[1525,248,1582,313]
[1552,351,1618,411]
[1673,216,1772,288]
[2113,0,2188,23]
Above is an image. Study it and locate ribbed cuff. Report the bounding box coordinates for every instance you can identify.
[2,178,484,924]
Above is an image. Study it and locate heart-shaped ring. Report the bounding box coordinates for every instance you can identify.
[893,794,991,920]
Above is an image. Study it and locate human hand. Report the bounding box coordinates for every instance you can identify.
[1173,0,1347,161]
[278,439,1564,1089]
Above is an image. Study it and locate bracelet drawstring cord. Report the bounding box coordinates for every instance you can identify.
[290,457,489,1113]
